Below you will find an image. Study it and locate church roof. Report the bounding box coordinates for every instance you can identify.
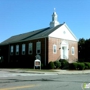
[0,24,63,45]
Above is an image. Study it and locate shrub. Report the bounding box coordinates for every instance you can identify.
[85,66,88,69]
[69,63,77,70]
[48,61,55,69]
[54,60,61,69]
[85,62,90,69]
[60,60,69,69]
[77,63,85,70]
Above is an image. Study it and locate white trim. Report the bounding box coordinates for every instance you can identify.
[64,23,78,41]
[49,23,78,42]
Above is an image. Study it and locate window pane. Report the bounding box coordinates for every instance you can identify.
[16,45,19,55]
[22,44,25,55]
[28,43,33,54]
[53,45,57,53]
[11,46,13,52]
[54,46,56,52]
[37,42,40,50]
[22,44,25,51]
[72,47,74,55]
[16,45,19,52]
[36,42,41,54]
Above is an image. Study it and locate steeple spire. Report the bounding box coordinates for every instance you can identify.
[50,8,60,28]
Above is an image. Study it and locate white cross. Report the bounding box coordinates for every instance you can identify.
[54,8,56,12]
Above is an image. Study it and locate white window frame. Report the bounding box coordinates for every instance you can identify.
[22,44,25,55]
[53,44,57,54]
[71,47,75,55]
[16,45,19,55]
[28,43,33,54]
[36,41,41,54]
[10,45,14,55]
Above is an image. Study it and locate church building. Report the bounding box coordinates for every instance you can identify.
[0,10,78,68]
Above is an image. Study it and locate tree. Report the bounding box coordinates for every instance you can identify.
[78,38,85,61]
[78,38,90,62]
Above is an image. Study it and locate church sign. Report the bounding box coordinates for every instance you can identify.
[34,59,41,69]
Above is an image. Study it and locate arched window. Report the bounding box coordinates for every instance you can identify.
[36,55,41,60]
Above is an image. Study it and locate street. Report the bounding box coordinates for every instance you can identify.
[0,70,90,90]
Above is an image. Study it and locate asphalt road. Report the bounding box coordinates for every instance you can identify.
[0,71,90,90]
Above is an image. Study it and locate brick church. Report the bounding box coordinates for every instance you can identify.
[0,10,78,68]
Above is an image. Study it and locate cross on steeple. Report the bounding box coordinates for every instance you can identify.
[54,8,56,12]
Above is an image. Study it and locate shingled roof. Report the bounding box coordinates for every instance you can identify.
[0,24,63,45]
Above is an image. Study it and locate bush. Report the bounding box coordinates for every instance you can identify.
[85,66,88,69]
[69,63,77,70]
[54,60,61,69]
[85,62,90,69]
[48,61,55,69]
[77,63,85,70]
[60,60,69,69]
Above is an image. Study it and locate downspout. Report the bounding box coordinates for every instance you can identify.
[8,44,10,64]
[45,38,46,66]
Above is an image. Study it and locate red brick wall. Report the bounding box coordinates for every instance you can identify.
[48,37,62,63]
[48,37,78,63]
[68,41,78,63]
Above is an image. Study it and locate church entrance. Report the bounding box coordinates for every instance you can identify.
[61,46,68,59]
[61,41,68,59]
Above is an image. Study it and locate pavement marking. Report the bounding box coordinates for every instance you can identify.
[0,84,38,90]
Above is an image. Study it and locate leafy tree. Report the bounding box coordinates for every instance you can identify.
[78,38,85,61]
[78,38,90,62]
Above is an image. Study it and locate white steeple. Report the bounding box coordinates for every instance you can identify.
[50,8,60,28]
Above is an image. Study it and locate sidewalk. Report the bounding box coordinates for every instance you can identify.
[54,70,90,74]
[0,69,90,75]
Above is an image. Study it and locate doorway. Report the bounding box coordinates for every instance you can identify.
[61,41,68,59]
[61,46,68,59]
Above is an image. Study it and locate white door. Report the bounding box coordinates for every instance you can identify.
[61,46,68,59]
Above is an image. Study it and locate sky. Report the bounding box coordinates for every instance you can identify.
[0,0,90,43]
